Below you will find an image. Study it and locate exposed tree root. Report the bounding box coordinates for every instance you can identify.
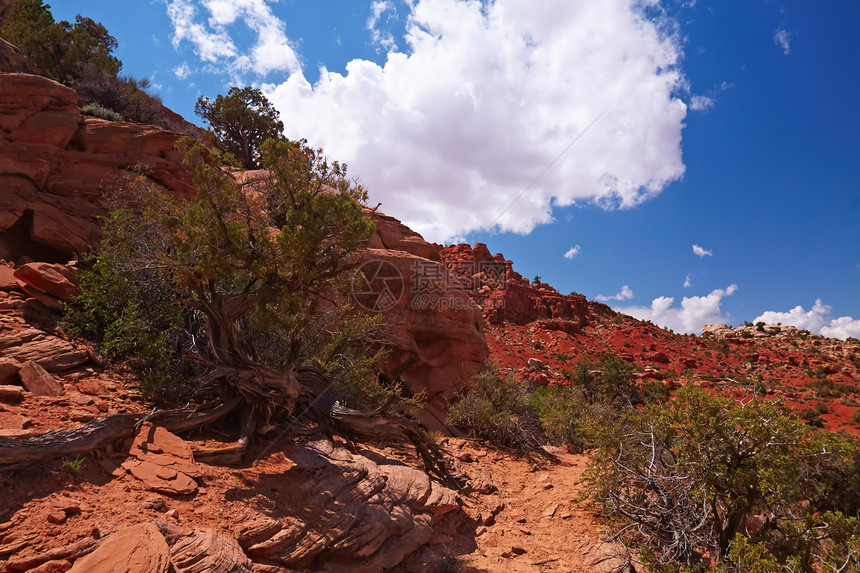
[0,399,240,469]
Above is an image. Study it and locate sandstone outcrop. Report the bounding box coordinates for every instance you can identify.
[0,73,193,264]
[67,522,172,573]
[0,72,492,434]
[440,242,608,330]
[235,438,464,570]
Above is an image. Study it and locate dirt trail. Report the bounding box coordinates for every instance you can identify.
[449,440,628,572]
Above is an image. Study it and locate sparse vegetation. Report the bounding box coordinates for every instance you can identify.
[585,383,860,571]
[1,1,172,127]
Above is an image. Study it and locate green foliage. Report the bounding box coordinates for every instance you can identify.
[447,366,544,451]
[0,1,121,83]
[641,379,672,405]
[81,102,122,122]
[564,353,640,407]
[195,87,285,169]
[585,383,860,569]
[62,454,86,473]
[64,207,197,401]
[529,385,609,452]
[67,138,380,404]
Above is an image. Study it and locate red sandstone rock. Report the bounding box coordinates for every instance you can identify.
[0,356,20,382]
[0,38,40,75]
[0,264,18,290]
[0,330,89,372]
[18,360,63,396]
[367,211,442,261]
[0,73,193,259]
[121,423,199,495]
[68,522,172,573]
[0,409,30,436]
[169,529,253,573]
[0,384,23,401]
[361,248,489,430]
[14,262,78,301]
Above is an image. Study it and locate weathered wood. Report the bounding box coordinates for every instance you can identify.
[0,399,240,469]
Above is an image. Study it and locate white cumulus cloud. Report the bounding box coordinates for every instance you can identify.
[261,0,688,242]
[692,244,713,258]
[596,285,634,302]
[774,27,791,55]
[618,284,738,334]
[165,0,300,76]
[564,245,582,260]
[754,300,860,340]
[683,274,692,288]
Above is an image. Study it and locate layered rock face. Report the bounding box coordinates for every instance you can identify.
[440,243,599,332]
[0,73,194,263]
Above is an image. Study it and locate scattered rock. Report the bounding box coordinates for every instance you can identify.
[121,423,199,496]
[68,522,172,573]
[0,384,23,402]
[46,511,67,525]
[13,262,78,301]
[0,356,21,383]
[18,360,63,396]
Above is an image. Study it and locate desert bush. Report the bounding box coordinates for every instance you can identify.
[64,207,200,401]
[530,386,611,452]
[564,353,641,407]
[585,383,860,570]
[641,379,673,405]
[447,366,544,451]
[80,102,122,122]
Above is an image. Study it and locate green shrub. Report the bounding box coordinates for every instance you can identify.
[447,366,544,451]
[81,102,122,121]
[585,383,860,569]
[64,208,197,401]
[641,379,672,405]
[564,353,641,407]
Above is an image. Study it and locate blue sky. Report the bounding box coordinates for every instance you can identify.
[51,1,860,337]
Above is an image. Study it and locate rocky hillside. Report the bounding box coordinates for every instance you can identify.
[1,69,859,572]
[439,242,860,434]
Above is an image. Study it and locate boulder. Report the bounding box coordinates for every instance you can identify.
[68,523,172,573]
[14,262,78,301]
[360,248,489,430]
[0,355,20,382]
[18,360,63,396]
[0,263,18,289]
[367,211,442,261]
[702,323,731,336]
[0,329,89,372]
